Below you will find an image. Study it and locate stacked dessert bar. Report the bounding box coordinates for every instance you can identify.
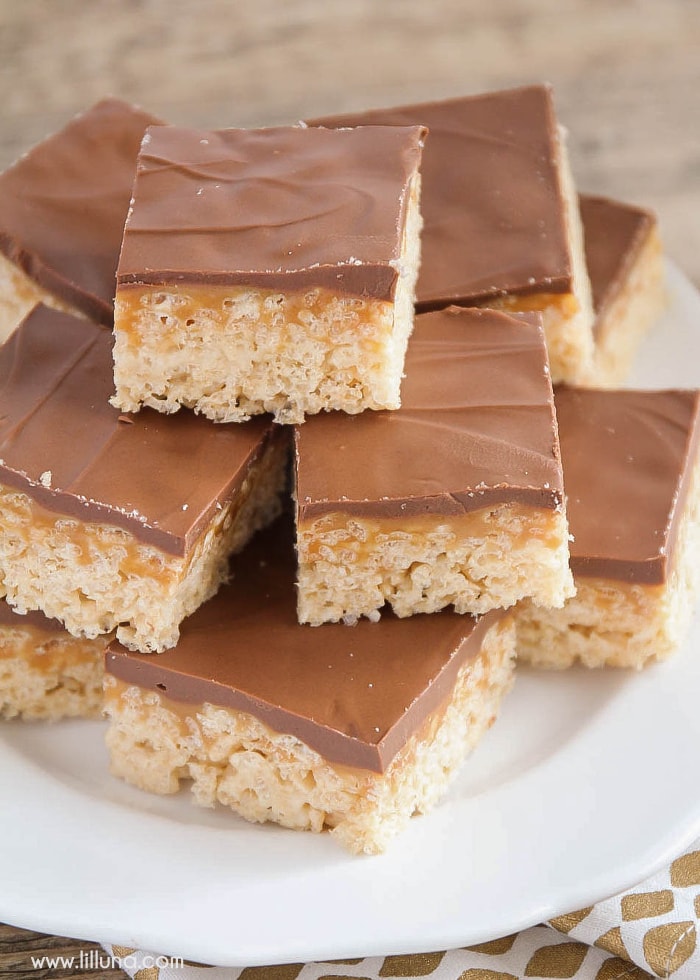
[0,84,696,854]
[0,99,162,340]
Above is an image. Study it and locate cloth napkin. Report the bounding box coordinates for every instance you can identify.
[104,839,700,980]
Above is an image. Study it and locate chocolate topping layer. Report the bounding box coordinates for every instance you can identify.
[0,98,161,326]
[295,307,563,521]
[0,599,66,636]
[117,123,426,301]
[580,194,657,333]
[106,517,504,772]
[308,85,572,310]
[555,386,700,583]
[0,305,279,556]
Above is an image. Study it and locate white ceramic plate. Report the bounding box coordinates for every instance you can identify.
[1,262,699,968]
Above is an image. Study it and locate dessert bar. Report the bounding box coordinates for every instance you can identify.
[516,386,700,668]
[112,123,425,424]
[0,601,108,721]
[0,98,161,341]
[581,193,665,384]
[104,518,516,854]
[0,305,287,653]
[294,306,574,626]
[308,85,595,384]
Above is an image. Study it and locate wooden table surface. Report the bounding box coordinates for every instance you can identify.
[0,1,698,974]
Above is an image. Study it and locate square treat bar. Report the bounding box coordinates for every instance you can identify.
[308,85,595,384]
[112,123,425,424]
[516,387,700,669]
[104,518,515,854]
[580,194,666,385]
[0,98,161,341]
[0,305,288,653]
[294,306,574,626]
[0,600,109,721]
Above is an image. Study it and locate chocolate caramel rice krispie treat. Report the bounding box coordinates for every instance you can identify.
[294,306,574,626]
[516,386,700,669]
[104,517,516,854]
[0,305,287,653]
[112,123,425,424]
[580,193,666,385]
[0,600,109,721]
[309,84,595,385]
[0,98,161,341]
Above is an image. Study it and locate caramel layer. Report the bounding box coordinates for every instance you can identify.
[482,291,579,318]
[114,283,392,359]
[308,85,572,310]
[0,617,106,670]
[295,307,564,522]
[0,305,280,556]
[117,123,426,302]
[106,517,505,773]
[298,504,563,557]
[555,387,700,583]
[0,99,161,326]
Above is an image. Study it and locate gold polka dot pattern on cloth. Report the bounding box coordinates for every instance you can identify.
[546,842,700,978]
[642,922,696,976]
[523,941,587,976]
[465,936,518,955]
[548,911,594,935]
[670,852,700,888]
[458,970,518,979]
[378,952,445,975]
[593,960,650,980]
[103,840,700,980]
[593,927,628,960]
[239,967,304,980]
[622,893,675,921]
[317,975,375,980]
[112,945,138,959]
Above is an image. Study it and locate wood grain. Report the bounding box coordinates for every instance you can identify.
[0,0,698,281]
[0,0,698,970]
[0,922,126,978]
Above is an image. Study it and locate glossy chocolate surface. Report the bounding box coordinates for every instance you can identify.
[106,517,504,772]
[308,85,572,310]
[580,194,656,333]
[0,305,278,555]
[117,123,425,301]
[555,386,700,583]
[0,98,161,325]
[295,307,563,521]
